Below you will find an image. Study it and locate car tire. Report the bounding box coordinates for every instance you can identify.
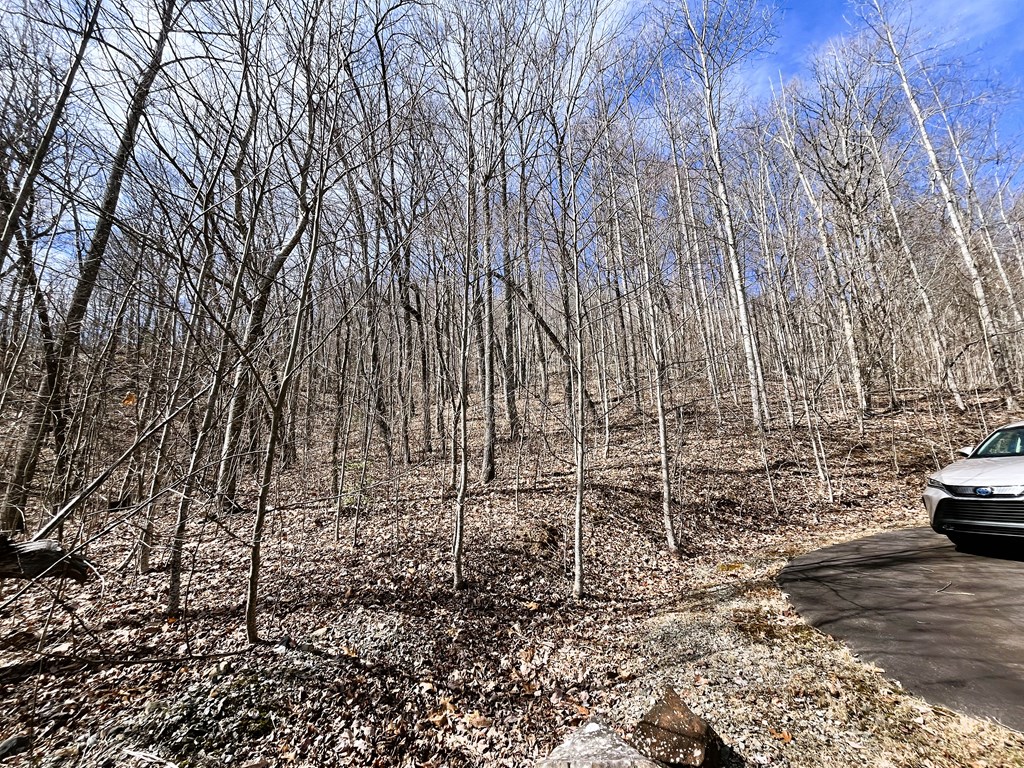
[948,533,984,551]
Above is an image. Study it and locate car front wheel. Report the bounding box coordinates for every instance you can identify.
[947,532,985,551]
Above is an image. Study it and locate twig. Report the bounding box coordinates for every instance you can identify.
[122,747,180,767]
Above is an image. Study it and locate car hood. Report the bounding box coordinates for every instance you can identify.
[934,457,1024,485]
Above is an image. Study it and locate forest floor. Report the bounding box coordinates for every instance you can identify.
[2,397,1024,768]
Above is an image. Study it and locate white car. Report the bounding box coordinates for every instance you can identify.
[924,421,1024,546]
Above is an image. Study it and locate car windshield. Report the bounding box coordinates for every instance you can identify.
[972,427,1024,458]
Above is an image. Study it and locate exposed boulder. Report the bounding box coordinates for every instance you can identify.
[537,720,661,768]
[631,686,722,767]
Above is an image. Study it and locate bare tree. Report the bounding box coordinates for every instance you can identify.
[2,0,182,531]
[864,0,1017,406]
[665,0,775,428]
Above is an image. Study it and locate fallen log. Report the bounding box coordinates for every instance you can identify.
[0,535,91,583]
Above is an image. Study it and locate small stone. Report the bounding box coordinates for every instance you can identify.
[0,734,31,760]
[632,687,723,768]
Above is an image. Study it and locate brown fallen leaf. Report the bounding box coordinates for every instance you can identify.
[427,710,449,727]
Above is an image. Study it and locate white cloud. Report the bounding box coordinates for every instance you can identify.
[911,0,1017,41]
[874,0,1024,58]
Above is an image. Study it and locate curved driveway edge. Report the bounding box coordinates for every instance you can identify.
[778,527,1024,732]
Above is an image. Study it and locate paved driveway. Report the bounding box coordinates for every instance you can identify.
[778,527,1024,732]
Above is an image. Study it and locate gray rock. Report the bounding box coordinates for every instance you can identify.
[0,734,31,760]
[537,720,661,767]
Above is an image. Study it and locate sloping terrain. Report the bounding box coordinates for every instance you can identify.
[2,402,1022,768]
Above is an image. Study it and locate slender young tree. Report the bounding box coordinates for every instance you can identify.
[666,0,774,428]
[865,0,1017,406]
[2,0,183,531]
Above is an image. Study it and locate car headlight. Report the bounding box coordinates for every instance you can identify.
[926,477,945,490]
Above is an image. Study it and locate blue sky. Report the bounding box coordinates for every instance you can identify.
[765,0,1024,133]
[772,0,1024,78]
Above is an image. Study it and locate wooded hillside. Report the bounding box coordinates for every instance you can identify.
[2,0,1023,764]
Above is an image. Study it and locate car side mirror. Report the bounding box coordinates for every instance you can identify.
[956,446,974,458]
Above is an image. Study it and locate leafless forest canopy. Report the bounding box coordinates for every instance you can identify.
[2,0,1023,621]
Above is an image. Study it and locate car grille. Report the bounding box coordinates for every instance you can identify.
[942,484,1024,497]
[935,498,1024,536]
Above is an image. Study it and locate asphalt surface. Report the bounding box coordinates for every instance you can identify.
[778,527,1024,732]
